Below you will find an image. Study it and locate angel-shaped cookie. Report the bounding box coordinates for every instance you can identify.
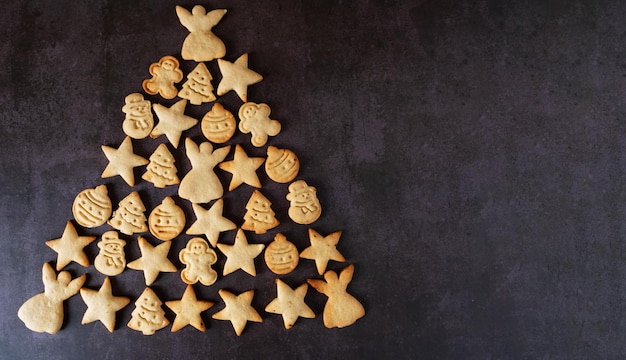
[179,138,230,204]
[307,264,365,329]
[176,5,227,62]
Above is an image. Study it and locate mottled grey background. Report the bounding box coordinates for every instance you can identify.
[2,0,626,359]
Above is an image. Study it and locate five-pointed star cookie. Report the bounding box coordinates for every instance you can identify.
[217,53,263,102]
[151,99,199,148]
[101,136,148,186]
[186,199,236,247]
[265,279,315,329]
[216,229,264,276]
[46,221,96,271]
[79,277,130,332]
[127,236,177,285]
[165,285,214,332]
[218,144,265,191]
[299,229,345,275]
[212,289,262,336]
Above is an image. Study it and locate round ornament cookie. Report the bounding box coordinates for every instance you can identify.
[72,185,112,228]
[148,197,186,241]
[265,146,299,183]
[264,233,299,275]
[201,103,236,143]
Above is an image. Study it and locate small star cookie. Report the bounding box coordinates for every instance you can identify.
[101,136,148,187]
[46,221,96,271]
[217,53,263,102]
[127,236,177,285]
[186,200,237,247]
[151,99,198,148]
[299,229,345,275]
[217,229,264,276]
[79,277,130,333]
[218,144,265,191]
[165,284,214,332]
[265,279,314,329]
[212,289,262,336]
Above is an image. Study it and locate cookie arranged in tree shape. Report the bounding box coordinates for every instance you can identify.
[176,5,227,62]
[238,102,281,147]
[148,196,185,241]
[217,53,263,102]
[287,180,322,225]
[217,229,265,277]
[264,233,299,275]
[151,99,199,148]
[122,93,154,139]
[186,200,237,247]
[101,136,148,187]
[165,285,214,332]
[46,221,96,271]
[142,55,183,99]
[265,146,299,183]
[179,62,216,105]
[94,231,127,276]
[241,189,280,234]
[127,287,170,335]
[265,279,315,329]
[179,138,230,204]
[218,144,265,191]
[201,102,236,143]
[212,289,262,336]
[179,237,218,286]
[18,263,86,334]
[142,143,179,188]
[108,191,148,236]
[300,229,345,275]
[72,184,112,228]
[127,236,177,286]
[79,277,130,333]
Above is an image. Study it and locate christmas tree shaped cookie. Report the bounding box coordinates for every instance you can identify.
[108,191,148,235]
[179,62,216,105]
[142,143,179,188]
[127,287,170,335]
[241,189,279,234]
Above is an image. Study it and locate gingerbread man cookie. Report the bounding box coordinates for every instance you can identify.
[238,102,281,147]
[142,55,183,99]
[179,237,218,286]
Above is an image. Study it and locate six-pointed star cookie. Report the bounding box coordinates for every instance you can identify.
[186,199,236,247]
[101,136,148,186]
[80,277,130,333]
[151,99,199,148]
[217,229,265,276]
[218,144,265,191]
[265,279,315,329]
[166,284,214,332]
[217,53,263,102]
[46,221,96,271]
[299,229,345,275]
[127,236,177,285]
[212,289,262,336]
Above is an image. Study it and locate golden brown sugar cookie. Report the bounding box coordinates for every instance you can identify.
[218,144,265,191]
[142,55,183,99]
[212,289,262,336]
[127,236,177,286]
[72,184,112,228]
[217,53,263,102]
[186,200,237,247]
[18,263,86,334]
[46,221,96,271]
[142,143,179,188]
[300,228,345,275]
[179,237,218,286]
[108,191,148,236]
[176,5,227,62]
[122,93,154,139]
[179,62,216,105]
[94,230,126,276]
[179,138,230,204]
[217,229,264,277]
[127,287,170,335]
[201,102,236,143]
[265,279,315,329]
[238,102,281,147]
[101,136,149,187]
[79,277,130,333]
[307,265,365,329]
[286,180,322,224]
[151,99,199,148]
[265,146,299,183]
[166,284,214,332]
[241,189,280,234]
[264,233,299,275]
[148,196,185,241]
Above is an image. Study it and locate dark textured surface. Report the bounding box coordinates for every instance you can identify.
[2,0,626,359]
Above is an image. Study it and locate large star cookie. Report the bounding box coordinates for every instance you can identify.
[217,229,265,276]
[79,277,130,332]
[217,53,262,102]
[165,284,214,332]
[212,289,262,336]
[101,136,148,186]
[151,99,198,148]
[46,221,96,271]
[265,279,314,329]
[127,236,177,285]
[218,144,265,191]
[186,199,236,247]
[299,229,345,275]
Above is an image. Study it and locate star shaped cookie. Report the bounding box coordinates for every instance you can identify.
[165,285,214,332]
[299,229,345,275]
[265,279,314,329]
[127,236,177,285]
[216,229,264,276]
[46,221,96,271]
[101,136,148,186]
[186,199,236,247]
[218,144,265,191]
[212,289,262,336]
[79,277,130,332]
[217,53,263,102]
[151,99,198,148]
